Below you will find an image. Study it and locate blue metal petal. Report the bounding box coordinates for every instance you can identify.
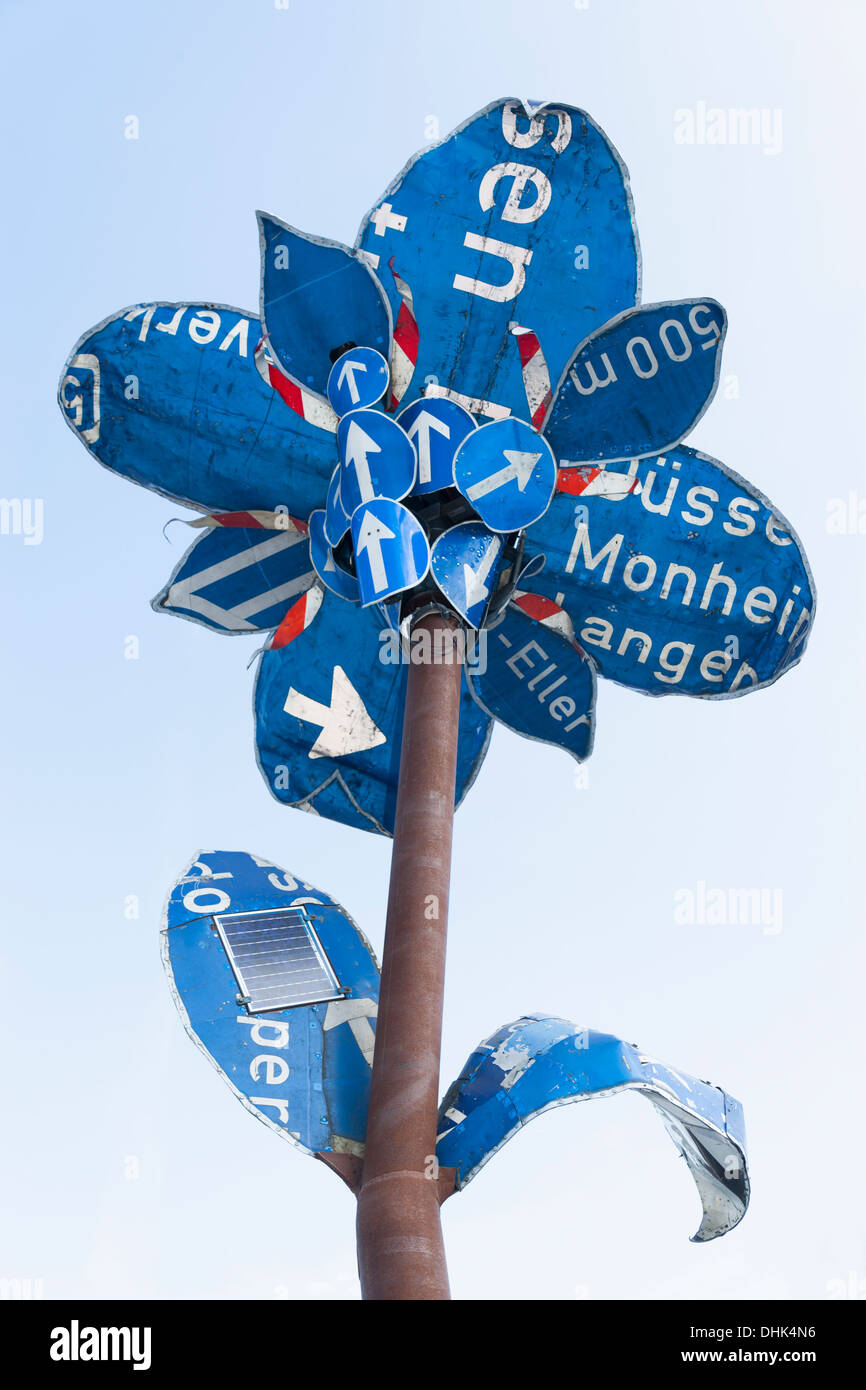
[436,1015,749,1242]
[58,301,335,516]
[259,214,391,397]
[153,523,314,634]
[545,299,727,462]
[163,850,379,1157]
[521,446,815,698]
[467,597,596,760]
[254,590,492,834]
[356,97,640,421]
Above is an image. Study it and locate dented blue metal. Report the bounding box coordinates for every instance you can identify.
[436,1015,749,1242]
[162,850,380,1157]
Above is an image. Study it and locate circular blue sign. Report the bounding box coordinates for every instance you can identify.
[397,397,477,495]
[327,346,390,415]
[453,417,557,533]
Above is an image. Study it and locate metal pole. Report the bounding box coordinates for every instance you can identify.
[355,611,462,1300]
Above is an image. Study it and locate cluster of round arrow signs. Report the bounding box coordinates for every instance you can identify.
[309,344,557,627]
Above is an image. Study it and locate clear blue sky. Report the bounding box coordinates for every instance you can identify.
[1,0,863,1300]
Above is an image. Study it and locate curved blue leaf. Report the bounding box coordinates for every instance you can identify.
[522,447,815,698]
[58,301,335,516]
[467,597,596,761]
[163,849,379,1157]
[259,214,391,397]
[152,523,314,634]
[254,590,492,834]
[356,97,640,421]
[545,299,727,462]
[436,1015,749,1242]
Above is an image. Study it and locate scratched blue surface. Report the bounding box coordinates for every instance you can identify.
[357,98,639,418]
[254,589,492,834]
[58,302,335,516]
[435,1014,749,1241]
[468,602,596,760]
[523,446,815,698]
[163,850,380,1155]
[153,524,314,633]
[259,215,390,398]
[545,299,726,463]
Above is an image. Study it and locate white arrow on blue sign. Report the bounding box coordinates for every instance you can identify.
[337,409,417,516]
[430,521,505,628]
[326,346,390,415]
[309,509,360,602]
[453,417,556,532]
[398,397,477,496]
[351,497,430,607]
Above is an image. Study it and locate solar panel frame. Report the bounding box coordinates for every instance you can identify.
[212,905,344,1014]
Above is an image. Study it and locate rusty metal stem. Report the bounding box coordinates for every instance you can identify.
[355,612,462,1300]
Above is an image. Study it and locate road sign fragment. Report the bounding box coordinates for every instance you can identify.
[435,1014,749,1242]
[163,849,380,1158]
[259,213,390,399]
[308,509,360,602]
[324,463,350,546]
[327,346,390,415]
[546,299,726,464]
[254,590,492,834]
[351,498,430,606]
[153,521,314,634]
[337,409,417,515]
[453,417,556,532]
[398,397,477,495]
[467,596,595,760]
[430,521,506,628]
[522,444,815,699]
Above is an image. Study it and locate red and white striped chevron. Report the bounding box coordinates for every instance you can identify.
[188,511,309,533]
[511,589,576,644]
[254,337,338,433]
[555,464,637,498]
[510,323,552,428]
[269,582,324,650]
[386,258,419,412]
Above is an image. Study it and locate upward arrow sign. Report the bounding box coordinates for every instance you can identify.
[284,666,386,759]
[405,410,451,485]
[355,510,396,593]
[343,419,382,503]
[337,358,367,406]
[466,448,541,502]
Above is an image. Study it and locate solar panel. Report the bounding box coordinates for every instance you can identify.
[212,906,344,1014]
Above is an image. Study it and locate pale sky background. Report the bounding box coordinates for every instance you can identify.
[1,0,864,1301]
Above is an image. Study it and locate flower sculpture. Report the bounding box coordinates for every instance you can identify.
[58,97,814,837]
[60,100,816,1288]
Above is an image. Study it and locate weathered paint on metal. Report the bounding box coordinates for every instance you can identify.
[522,445,815,699]
[452,417,557,533]
[162,850,380,1158]
[258,213,391,402]
[58,302,335,517]
[544,299,727,464]
[254,587,492,834]
[356,98,640,422]
[430,521,506,628]
[436,1015,749,1242]
[153,522,314,634]
[467,598,595,760]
